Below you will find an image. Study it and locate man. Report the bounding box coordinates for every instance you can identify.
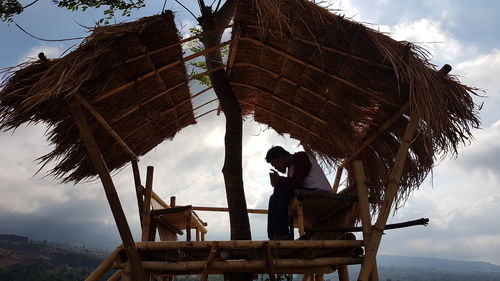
[265,146,331,240]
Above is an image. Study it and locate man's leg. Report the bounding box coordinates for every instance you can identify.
[267,184,294,239]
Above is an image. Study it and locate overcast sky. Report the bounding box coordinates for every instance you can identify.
[1,0,499,266]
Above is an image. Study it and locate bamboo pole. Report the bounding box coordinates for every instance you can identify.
[136,240,364,250]
[85,247,122,281]
[338,265,349,281]
[332,102,410,192]
[353,161,372,245]
[357,111,420,281]
[186,211,192,241]
[192,206,268,214]
[68,101,147,281]
[305,218,429,233]
[75,93,138,161]
[170,196,176,207]
[106,270,122,281]
[152,192,170,209]
[131,160,144,225]
[141,166,154,241]
[137,257,362,273]
[201,242,218,281]
[238,37,398,108]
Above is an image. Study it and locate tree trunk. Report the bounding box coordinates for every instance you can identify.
[200,1,251,241]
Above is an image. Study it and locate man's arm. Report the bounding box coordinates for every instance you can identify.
[280,152,311,187]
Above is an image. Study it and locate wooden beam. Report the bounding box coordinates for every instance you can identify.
[357,111,420,281]
[75,93,137,161]
[68,101,147,281]
[152,191,170,209]
[131,160,144,225]
[141,166,154,241]
[338,265,349,281]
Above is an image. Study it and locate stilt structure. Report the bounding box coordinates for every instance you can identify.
[0,1,480,281]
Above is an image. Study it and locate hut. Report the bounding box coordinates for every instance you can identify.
[0,0,480,280]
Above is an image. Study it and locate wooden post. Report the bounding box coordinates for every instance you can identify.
[338,265,349,281]
[170,196,176,207]
[68,102,147,281]
[353,160,378,281]
[196,230,200,241]
[263,242,276,281]
[201,232,205,241]
[141,166,154,241]
[131,160,144,224]
[357,111,420,281]
[186,211,192,241]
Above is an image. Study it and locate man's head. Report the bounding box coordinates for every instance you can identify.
[265,146,291,173]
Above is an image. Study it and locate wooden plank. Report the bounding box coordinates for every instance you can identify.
[68,101,147,281]
[141,166,154,241]
[192,206,268,214]
[357,111,420,281]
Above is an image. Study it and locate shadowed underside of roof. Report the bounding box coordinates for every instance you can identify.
[0,0,480,210]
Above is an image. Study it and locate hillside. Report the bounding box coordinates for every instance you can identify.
[0,234,112,281]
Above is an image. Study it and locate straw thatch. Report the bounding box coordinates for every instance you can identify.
[0,1,480,212]
[0,11,194,183]
[228,0,480,210]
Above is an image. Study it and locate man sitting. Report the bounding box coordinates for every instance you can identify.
[265,146,331,240]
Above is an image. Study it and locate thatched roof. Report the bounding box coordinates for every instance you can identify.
[0,0,480,209]
[227,0,480,207]
[0,11,194,183]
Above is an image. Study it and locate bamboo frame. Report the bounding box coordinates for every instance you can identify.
[332,101,410,192]
[239,37,398,107]
[94,40,232,103]
[68,101,147,281]
[136,240,364,250]
[201,242,218,281]
[106,271,121,281]
[75,93,137,161]
[117,24,233,66]
[234,62,342,110]
[192,206,268,214]
[357,111,420,281]
[231,82,328,125]
[137,256,362,273]
[141,166,154,241]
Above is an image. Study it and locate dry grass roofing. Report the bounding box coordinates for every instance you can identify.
[0,0,480,210]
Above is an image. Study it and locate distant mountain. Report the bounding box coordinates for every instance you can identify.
[377,255,500,273]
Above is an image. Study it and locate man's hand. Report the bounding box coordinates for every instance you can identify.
[269,170,281,187]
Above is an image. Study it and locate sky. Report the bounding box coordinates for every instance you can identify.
[1,0,499,266]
